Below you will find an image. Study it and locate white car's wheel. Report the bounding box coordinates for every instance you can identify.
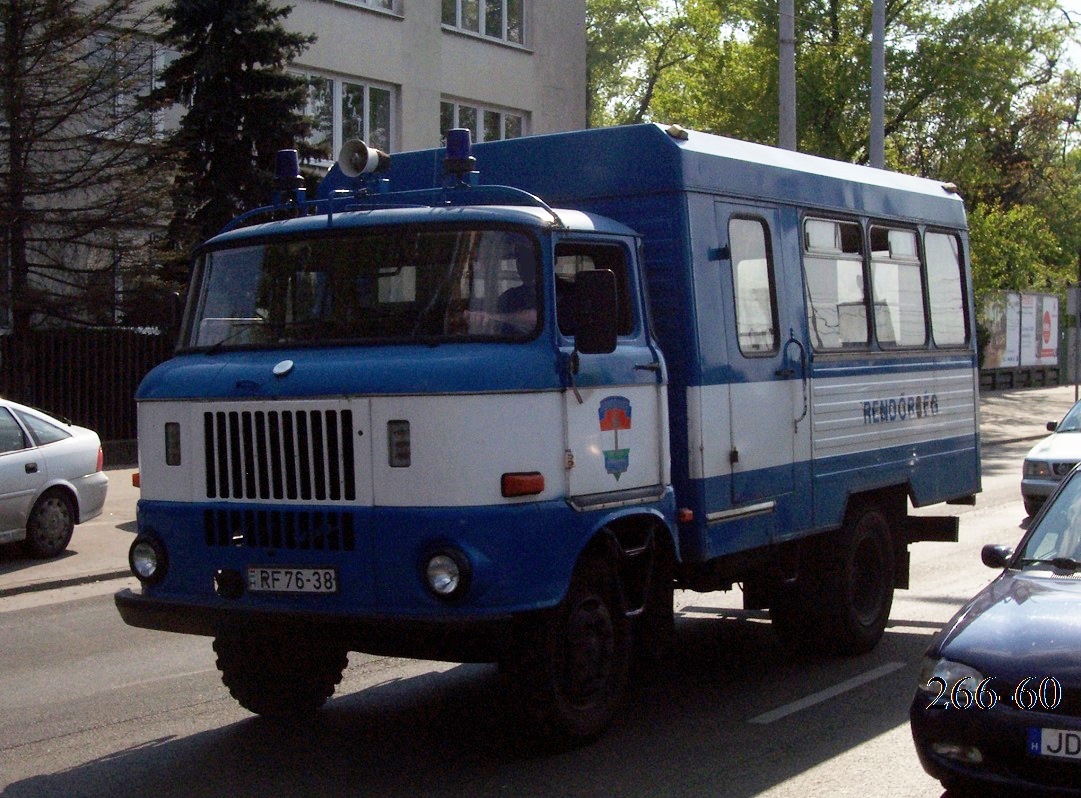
[24,491,75,559]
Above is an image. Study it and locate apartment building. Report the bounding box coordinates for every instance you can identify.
[286,0,587,160]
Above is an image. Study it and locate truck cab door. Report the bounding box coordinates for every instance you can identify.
[557,238,667,503]
[714,204,810,517]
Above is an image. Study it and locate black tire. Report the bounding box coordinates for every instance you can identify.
[213,635,348,719]
[770,504,895,656]
[1023,496,1043,517]
[24,491,75,559]
[818,504,896,654]
[505,552,630,745]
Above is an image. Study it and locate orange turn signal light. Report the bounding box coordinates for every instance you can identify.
[501,471,545,497]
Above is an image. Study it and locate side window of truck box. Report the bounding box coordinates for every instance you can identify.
[730,217,780,355]
[803,219,868,351]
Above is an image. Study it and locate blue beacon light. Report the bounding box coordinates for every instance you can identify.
[444,128,477,180]
[273,149,306,203]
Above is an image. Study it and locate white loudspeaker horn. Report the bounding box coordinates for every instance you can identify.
[338,139,391,177]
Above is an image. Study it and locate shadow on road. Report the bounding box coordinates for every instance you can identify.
[2,610,950,798]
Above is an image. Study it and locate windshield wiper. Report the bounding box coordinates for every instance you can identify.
[1019,557,1081,573]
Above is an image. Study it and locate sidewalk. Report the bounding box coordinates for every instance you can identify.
[1,384,1078,598]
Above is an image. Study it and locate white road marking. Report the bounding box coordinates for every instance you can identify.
[749,661,907,724]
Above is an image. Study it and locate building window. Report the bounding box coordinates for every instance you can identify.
[302,74,394,162]
[340,0,396,10]
[442,0,524,44]
[87,34,173,140]
[441,101,525,143]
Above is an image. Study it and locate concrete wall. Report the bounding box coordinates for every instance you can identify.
[286,0,586,152]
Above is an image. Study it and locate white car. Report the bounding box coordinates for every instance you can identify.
[0,398,109,558]
[1021,399,1081,517]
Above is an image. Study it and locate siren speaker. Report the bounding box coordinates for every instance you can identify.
[338,139,390,177]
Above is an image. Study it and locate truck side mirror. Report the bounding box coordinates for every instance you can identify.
[574,269,618,355]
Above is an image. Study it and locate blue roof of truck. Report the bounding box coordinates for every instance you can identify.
[205,204,639,249]
[349,124,966,228]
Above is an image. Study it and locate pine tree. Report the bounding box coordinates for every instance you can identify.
[146,0,315,260]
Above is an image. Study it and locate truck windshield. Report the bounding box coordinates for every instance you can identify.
[185,227,541,349]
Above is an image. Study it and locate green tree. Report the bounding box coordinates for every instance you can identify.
[145,0,314,262]
[0,0,169,335]
[968,203,1067,297]
[588,0,1081,307]
[588,0,720,128]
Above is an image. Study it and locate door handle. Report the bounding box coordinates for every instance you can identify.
[25,463,37,474]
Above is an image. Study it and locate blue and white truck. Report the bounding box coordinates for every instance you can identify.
[116,123,980,742]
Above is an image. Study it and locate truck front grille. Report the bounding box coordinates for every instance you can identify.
[203,408,357,502]
[204,508,356,551]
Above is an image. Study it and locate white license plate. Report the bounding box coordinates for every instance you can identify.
[247,567,337,594]
[1028,728,1081,761]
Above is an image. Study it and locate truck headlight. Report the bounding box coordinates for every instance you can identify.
[424,550,471,600]
[130,535,168,585]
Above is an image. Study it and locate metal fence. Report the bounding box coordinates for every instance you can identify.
[0,330,173,466]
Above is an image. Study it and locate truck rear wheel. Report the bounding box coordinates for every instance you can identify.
[505,552,630,746]
[818,504,895,654]
[770,503,895,656]
[213,635,348,719]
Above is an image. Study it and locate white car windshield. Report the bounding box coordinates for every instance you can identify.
[1019,472,1081,570]
[1055,402,1081,432]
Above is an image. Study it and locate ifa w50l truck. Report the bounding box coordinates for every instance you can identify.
[116,124,980,743]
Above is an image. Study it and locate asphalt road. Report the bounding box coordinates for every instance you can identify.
[0,439,1035,798]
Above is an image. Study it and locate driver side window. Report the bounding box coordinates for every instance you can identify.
[554,242,633,337]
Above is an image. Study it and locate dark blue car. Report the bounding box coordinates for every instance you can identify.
[910,468,1081,796]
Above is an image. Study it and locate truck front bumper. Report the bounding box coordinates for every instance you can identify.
[114,588,516,663]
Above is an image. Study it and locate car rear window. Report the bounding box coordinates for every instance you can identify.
[15,409,71,445]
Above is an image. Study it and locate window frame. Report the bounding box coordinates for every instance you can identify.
[801,216,971,354]
[924,229,970,348]
[440,100,526,144]
[868,224,928,349]
[729,216,781,357]
[802,217,869,352]
[299,72,396,165]
[554,240,637,339]
[442,0,526,45]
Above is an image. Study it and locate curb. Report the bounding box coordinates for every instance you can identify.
[0,570,132,599]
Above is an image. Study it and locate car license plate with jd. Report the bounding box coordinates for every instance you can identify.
[247,567,337,594]
[1028,728,1081,761]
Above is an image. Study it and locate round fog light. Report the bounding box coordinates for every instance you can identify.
[425,551,471,600]
[129,536,167,584]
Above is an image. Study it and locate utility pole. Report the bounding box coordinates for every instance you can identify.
[870,0,885,168]
[779,0,796,150]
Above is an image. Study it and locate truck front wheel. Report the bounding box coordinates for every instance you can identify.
[213,635,348,719]
[505,552,630,745]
